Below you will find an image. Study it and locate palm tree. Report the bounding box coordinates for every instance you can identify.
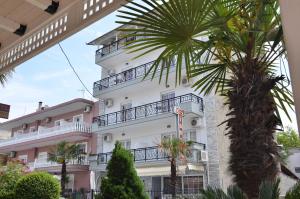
[0,71,12,86]
[48,141,81,194]
[159,138,192,198]
[117,0,294,198]
[200,180,280,199]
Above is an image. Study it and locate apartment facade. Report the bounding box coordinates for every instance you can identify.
[88,27,232,198]
[0,99,98,191]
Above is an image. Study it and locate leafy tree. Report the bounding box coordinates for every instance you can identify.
[48,141,80,194]
[117,0,293,197]
[277,128,300,149]
[200,180,280,199]
[15,172,60,199]
[277,128,300,162]
[159,138,192,198]
[0,160,27,198]
[285,182,300,199]
[99,141,148,199]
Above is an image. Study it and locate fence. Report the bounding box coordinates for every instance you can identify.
[63,190,202,199]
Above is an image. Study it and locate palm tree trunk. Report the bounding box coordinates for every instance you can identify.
[170,158,177,199]
[61,161,67,196]
[228,60,282,198]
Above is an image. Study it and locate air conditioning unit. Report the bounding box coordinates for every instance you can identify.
[84,105,92,113]
[191,117,202,127]
[198,150,208,162]
[104,99,114,108]
[181,76,190,87]
[22,123,28,130]
[45,117,52,123]
[9,151,16,158]
[103,133,113,142]
[107,69,116,76]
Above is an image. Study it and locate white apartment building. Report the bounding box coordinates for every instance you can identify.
[87,26,232,198]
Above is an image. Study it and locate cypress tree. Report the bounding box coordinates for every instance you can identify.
[99,142,148,199]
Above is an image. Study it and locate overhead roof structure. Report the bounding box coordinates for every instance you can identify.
[280,0,300,131]
[0,0,126,74]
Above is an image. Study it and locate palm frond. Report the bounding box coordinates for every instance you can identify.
[117,0,227,85]
[258,179,280,199]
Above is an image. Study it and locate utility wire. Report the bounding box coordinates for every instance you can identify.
[58,43,93,97]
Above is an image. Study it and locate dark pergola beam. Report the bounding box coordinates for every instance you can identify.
[0,16,27,36]
[26,0,59,14]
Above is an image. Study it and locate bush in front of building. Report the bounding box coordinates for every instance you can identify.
[15,172,61,199]
[0,160,28,199]
[99,142,148,199]
[0,191,15,199]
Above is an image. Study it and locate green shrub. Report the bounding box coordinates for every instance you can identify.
[0,191,15,199]
[99,142,148,199]
[0,161,27,198]
[285,182,300,199]
[15,172,60,199]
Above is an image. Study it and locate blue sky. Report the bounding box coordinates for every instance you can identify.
[0,11,120,122]
[0,9,298,131]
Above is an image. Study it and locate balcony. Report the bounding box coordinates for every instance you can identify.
[93,60,176,97]
[0,122,92,152]
[96,36,136,58]
[28,155,89,172]
[97,142,206,164]
[92,94,203,131]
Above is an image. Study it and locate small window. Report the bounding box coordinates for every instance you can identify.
[119,140,131,150]
[37,152,48,162]
[77,142,87,154]
[73,114,83,123]
[54,120,62,126]
[162,132,176,141]
[295,167,300,173]
[183,131,197,142]
[14,130,23,137]
[18,155,28,163]
[29,127,36,133]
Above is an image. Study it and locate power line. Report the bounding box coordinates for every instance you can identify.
[58,43,93,97]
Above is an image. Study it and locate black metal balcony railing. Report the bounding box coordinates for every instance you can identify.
[93,61,154,91]
[96,36,136,58]
[92,93,204,127]
[93,59,176,92]
[97,142,206,164]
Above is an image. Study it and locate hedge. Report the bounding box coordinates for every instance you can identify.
[15,172,60,199]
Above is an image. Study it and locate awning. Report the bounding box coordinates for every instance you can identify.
[0,0,126,74]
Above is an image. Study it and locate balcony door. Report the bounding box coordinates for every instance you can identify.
[120,103,132,122]
[161,91,175,112]
[73,114,83,123]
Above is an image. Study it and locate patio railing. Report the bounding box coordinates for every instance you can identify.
[95,36,136,58]
[97,142,206,164]
[93,93,204,127]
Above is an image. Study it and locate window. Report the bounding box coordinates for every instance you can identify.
[29,126,36,133]
[14,130,23,137]
[120,103,132,121]
[183,130,197,142]
[77,142,87,154]
[54,120,62,126]
[18,155,28,164]
[162,132,176,141]
[161,91,175,100]
[161,91,175,112]
[163,176,203,195]
[119,140,131,150]
[295,167,300,173]
[37,152,48,163]
[73,114,83,123]
[183,176,203,194]
[163,177,182,194]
